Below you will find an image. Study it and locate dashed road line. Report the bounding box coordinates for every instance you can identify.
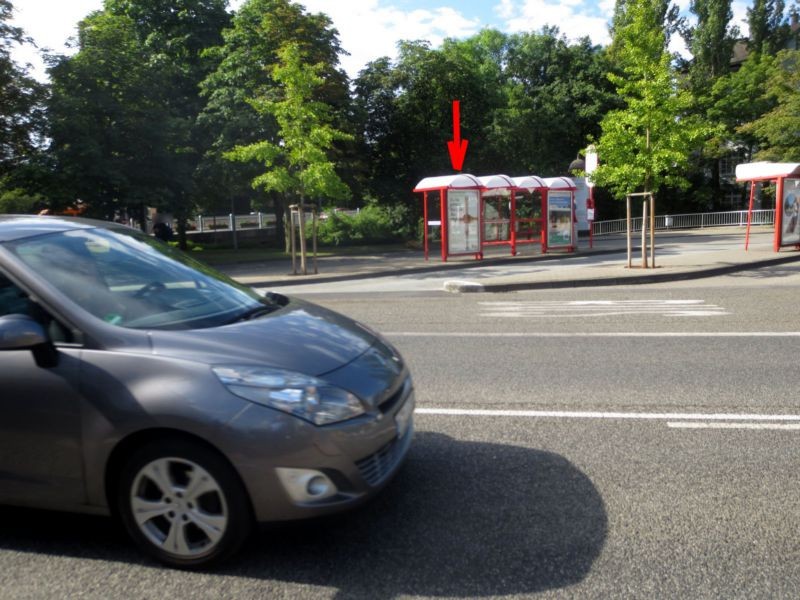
[414,408,800,431]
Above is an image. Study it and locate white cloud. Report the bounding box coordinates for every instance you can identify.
[500,0,612,46]
[10,0,97,80]
[494,0,516,20]
[731,0,751,37]
[299,0,480,76]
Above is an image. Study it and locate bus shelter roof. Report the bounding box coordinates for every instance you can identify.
[736,162,800,182]
[413,174,482,191]
[512,175,547,190]
[478,174,515,189]
[544,176,577,190]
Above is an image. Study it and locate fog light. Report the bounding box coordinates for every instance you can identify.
[276,468,338,503]
[307,475,331,497]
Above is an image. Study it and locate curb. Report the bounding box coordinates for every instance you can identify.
[443,280,486,293]
[440,252,800,293]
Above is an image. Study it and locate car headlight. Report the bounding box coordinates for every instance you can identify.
[213,365,365,426]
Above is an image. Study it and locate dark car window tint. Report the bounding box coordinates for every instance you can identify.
[0,272,74,343]
[7,228,275,330]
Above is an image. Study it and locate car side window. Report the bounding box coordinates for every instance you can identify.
[0,272,75,344]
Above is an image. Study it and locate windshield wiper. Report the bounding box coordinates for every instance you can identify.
[225,305,278,324]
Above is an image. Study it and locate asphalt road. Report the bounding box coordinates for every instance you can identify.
[3,270,800,598]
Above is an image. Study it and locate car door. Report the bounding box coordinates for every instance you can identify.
[0,271,86,507]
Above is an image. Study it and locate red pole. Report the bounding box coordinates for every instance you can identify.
[423,191,429,261]
[588,186,595,249]
[745,181,755,251]
[510,189,517,256]
[440,189,447,262]
[477,192,484,260]
[542,190,548,254]
[775,178,784,252]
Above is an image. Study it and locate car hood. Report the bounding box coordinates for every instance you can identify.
[147,297,376,376]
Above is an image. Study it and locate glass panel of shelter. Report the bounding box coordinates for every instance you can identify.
[515,188,544,244]
[482,189,512,243]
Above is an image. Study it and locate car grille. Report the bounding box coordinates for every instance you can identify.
[356,438,400,486]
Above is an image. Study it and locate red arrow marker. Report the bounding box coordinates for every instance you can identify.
[447,100,469,171]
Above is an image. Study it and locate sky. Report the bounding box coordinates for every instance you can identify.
[10,0,753,82]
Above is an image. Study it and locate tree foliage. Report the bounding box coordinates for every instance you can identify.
[595,0,713,198]
[739,49,800,161]
[225,42,352,203]
[0,0,47,190]
[747,0,788,54]
[46,0,228,229]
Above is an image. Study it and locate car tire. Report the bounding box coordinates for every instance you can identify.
[117,438,253,569]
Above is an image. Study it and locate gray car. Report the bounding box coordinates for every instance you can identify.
[0,215,414,568]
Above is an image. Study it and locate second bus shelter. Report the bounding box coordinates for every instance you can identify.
[735,162,800,251]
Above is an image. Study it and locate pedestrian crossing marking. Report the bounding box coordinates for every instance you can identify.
[478,299,729,318]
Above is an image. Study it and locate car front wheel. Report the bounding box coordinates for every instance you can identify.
[117,439,252,568]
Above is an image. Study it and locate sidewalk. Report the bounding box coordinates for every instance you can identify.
[216,226,800,292]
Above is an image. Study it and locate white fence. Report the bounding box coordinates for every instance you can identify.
[591,209,775,236]
[187,213,277,233]
[186,209,361,233]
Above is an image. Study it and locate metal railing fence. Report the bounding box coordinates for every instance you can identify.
[591,209,775,236]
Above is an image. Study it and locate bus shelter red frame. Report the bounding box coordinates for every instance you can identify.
[735,162,800,252]
[479,174,517,256]
[513,175,547,251]
[414,174,483,261]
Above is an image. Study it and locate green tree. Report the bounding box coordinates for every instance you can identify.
[686,0,738,86]
[679,0,739,208]
[709,52,776,163]
[224,42,352,248]
[197,0,349,238]
[739,49,800,161]
[46,0,229,236]
[47,11,171,219]
[610,0,683,56]
[496,29,617,175]
[747,0,788,55]
[0,0,47,198]
[595,0,712,199]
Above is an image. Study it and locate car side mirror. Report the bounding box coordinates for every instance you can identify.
[0,314,59,367]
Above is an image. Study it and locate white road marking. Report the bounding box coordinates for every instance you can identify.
[415,408,800,421]
[414,408,800,431]
[386,331,800,337]
[479,299,729,318]
[667,422,800,430]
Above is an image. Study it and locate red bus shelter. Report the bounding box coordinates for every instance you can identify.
[735,162,800,252]
[414,173,577,261]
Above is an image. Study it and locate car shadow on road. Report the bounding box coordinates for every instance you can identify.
[234,431,608,598]
[0,431,607,598]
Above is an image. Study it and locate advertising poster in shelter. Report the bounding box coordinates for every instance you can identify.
[447,190,480,254]
[781,179,800,246]
[547,192,573,247]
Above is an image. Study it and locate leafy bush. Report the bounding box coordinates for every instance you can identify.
[311,202,415,246]
[0,188,45,214]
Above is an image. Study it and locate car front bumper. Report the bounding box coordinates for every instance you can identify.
[224,378,415,522]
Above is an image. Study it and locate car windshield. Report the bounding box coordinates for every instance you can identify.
[6,226,280,330]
